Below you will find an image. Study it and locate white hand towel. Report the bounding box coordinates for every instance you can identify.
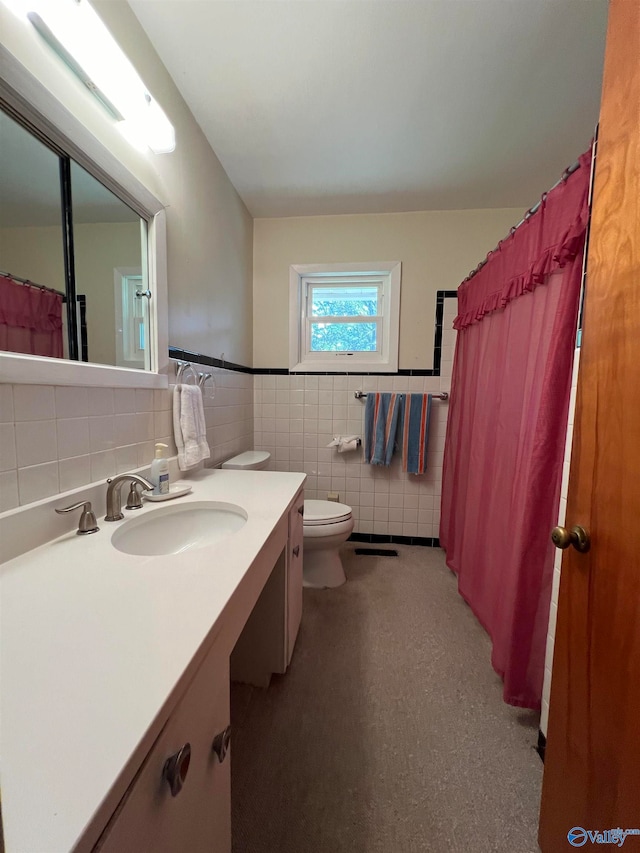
[173,384,211,470]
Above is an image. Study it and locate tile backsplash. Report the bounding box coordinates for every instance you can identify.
[1,294,453,524]
[0,362,253,511]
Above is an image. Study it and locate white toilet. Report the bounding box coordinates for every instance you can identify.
[221,451,354,588]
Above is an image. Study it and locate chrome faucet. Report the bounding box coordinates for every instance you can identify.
[105,473,155,522]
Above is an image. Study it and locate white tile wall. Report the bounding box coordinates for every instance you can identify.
[540,346,581,736]
[0,362,253,510]
[196,365,254,466]
[1,301,453,522]
[254,299,457,540]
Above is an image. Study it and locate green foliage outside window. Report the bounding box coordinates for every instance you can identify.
[310,295,378,352]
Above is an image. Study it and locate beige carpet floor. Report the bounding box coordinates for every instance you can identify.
[231,544,543,853]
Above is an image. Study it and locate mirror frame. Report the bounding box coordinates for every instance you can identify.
[0,45,168,389]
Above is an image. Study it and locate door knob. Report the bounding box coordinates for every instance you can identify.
[551,525,590,553]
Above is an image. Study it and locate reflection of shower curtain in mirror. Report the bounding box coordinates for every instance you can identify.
[0,275,63,358]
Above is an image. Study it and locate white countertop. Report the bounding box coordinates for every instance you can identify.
[0,469,305,853]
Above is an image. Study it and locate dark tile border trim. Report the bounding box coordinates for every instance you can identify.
[349,532,441,548]
[168,347,254,374]
[170,290,457,377]
[536,730,546,762]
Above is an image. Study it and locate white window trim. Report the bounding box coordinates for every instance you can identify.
[289,262,401,373]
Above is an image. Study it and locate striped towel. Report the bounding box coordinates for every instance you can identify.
[364,392,404,466]
[402,394,432,474]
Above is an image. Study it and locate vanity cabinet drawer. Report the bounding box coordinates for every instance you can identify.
[286,488,304,665]
[94,646,231,853]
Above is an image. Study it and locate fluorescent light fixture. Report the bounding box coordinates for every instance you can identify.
[1,0,175,153]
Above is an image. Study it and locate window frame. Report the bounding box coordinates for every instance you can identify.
[289,262,401,373]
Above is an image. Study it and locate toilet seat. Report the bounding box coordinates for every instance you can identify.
[303,517,354,542]
[303,499,352,526]
[221,450,271,470]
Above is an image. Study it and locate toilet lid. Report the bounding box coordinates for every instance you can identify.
[221,450,271,470]
[304,499,352,525]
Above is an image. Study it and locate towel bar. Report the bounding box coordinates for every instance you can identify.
[176,360,198,385]
[198,372,216,400]
[354,390,448,401]
[175,361,216,400]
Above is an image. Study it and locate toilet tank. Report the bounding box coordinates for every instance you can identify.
[221,450,271,470]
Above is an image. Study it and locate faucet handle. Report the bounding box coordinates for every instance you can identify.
[55,500,99,535]
[125,482,144,511]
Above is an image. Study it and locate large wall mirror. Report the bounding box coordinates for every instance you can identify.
[0,106,151,370]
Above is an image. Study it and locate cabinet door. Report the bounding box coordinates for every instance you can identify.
[94,647,231,853]
[286,489,304,666]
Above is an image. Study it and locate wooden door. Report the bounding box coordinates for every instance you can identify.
[538,0,640,849]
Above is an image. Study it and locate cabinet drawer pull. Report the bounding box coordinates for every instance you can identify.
[292,545,300,557]
[212,725,232,763]
[297,505,304,516]
[163,743,191,797]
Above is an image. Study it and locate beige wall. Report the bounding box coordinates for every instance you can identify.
[0,0,253,367]
[253,209,522,369]
[0,226,66,294]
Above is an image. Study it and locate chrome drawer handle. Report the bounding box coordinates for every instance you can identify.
[297,505,304,515]
[292,545,300,557]
[163,743,191,796]
[212,726,231,763]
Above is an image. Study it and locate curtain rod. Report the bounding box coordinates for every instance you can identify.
[0,269,67,301]
[462,159,581,285]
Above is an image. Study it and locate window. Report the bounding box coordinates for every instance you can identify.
[289,262,401,372]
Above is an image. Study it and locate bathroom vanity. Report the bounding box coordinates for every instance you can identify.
[0,469,306,853]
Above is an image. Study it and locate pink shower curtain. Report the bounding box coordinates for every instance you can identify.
[440,150,591,709]
[0,275,64,358]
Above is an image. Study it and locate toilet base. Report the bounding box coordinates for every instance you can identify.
[302,513,353,589]
[303,547,347,588]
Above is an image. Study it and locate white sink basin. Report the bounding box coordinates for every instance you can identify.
[111,501,248,556]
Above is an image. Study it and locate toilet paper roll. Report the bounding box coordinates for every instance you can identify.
[337,435,360,453]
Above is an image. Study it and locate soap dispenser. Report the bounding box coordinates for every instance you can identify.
[150,442,170,495]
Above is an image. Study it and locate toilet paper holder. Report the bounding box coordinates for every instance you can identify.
[327,435,362,450]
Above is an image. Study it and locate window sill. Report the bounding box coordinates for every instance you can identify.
[291,359,398,374]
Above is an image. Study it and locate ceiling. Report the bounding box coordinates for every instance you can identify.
[130,0,609,219]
